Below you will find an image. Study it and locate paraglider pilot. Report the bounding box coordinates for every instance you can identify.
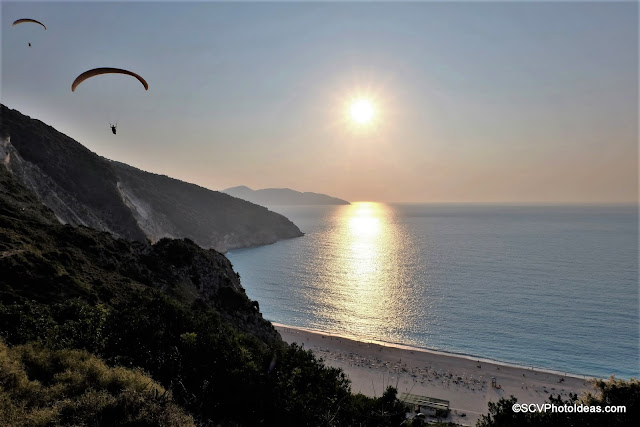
[70,68,148,135]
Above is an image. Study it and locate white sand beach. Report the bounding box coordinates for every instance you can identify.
[276,324,594,426]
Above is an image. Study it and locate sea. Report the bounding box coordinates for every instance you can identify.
[227,203,639,380]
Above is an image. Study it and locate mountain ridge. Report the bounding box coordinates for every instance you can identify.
[224,185,350,206]
[0,104,303,252]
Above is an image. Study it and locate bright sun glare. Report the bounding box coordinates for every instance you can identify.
[349,99,375,125]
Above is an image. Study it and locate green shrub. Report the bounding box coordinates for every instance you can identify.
[0,340,195,427]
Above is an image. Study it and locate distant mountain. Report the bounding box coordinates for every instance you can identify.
[0,105,303,252]
[224,185,350,206]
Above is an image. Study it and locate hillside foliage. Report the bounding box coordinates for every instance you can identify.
[0,340,195,426]
[0,164,408,425]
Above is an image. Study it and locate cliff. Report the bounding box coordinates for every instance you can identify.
[0,155,408,426]
[111,161,303,251]
[0,104,303,252]
[0,162,279,343]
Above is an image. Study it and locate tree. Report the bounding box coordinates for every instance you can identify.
[477,377,639,427]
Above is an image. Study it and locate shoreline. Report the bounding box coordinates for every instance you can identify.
[272,323,596,380]
[275,323,594,426]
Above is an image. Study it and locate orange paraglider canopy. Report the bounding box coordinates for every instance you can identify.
[71,68,149,92]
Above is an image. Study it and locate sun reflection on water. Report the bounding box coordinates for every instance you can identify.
[348,203,381,237]
[315,202,419,341]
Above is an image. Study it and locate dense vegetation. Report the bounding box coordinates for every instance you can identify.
[0,296,410,426]
[0,340,195,426]
[477,377,639,427]
[0,164,409,425]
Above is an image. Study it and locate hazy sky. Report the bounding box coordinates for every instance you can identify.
[2,1,637,203]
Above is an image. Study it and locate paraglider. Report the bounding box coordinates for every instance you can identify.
[71,68,149,92]
[12,18,47,30]
[12,18,46,47]
[71,68,148,134]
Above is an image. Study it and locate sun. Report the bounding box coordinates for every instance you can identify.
[349,98,375,125]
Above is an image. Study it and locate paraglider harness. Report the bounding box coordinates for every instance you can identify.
[110,123,117,135]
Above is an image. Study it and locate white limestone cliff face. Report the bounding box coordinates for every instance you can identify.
[1,137,110,232]
[116,180,179,243]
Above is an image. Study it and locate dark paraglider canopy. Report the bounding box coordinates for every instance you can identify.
[13,18,46,47]
[71,68,149,92]
[12,18,47,30]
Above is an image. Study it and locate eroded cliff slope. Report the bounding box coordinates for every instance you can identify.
[0,104,303,251]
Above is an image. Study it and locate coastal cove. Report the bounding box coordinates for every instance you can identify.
[227,203,639,380]
[2,1,638,424]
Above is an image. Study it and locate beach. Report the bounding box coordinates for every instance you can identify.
[276,324,594,426]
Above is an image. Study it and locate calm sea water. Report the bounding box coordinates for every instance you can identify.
[227,203,639,379]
